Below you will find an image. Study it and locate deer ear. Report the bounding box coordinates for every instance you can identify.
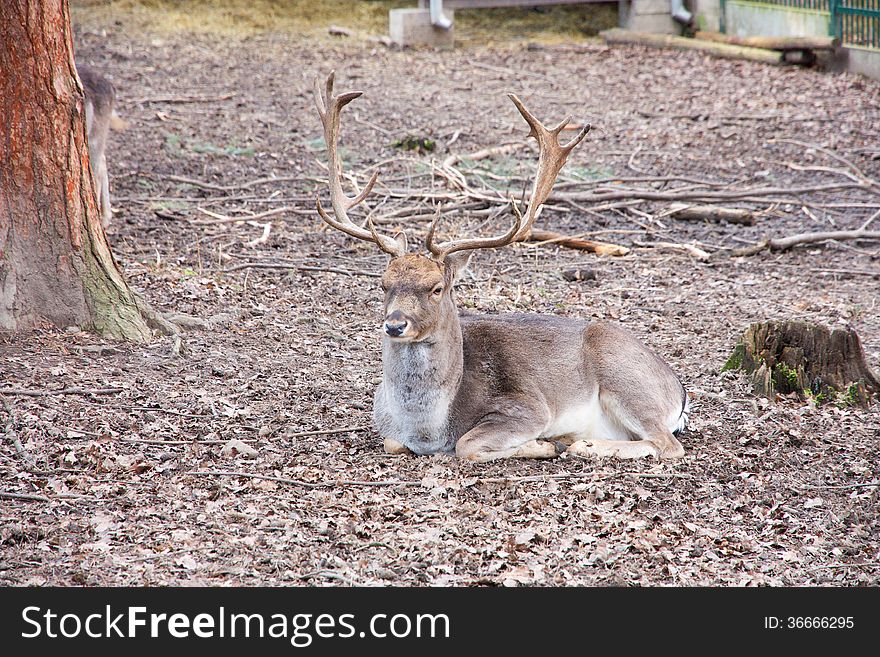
[393,231,408,253]
[445,252,472,285]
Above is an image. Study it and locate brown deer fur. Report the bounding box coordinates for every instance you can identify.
[77,63,115,228]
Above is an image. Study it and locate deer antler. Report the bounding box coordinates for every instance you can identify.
[507,94,591,241]
[425,202,523,262]
[314,72,405,257]
[426,96,590,261]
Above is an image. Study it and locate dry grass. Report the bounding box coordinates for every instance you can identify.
[72,0,617,43]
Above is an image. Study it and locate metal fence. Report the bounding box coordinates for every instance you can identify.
[739,0,831,10]
[832,0,880,48]
[723,0,880,49]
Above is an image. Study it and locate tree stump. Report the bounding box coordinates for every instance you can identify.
[723,321,880,406]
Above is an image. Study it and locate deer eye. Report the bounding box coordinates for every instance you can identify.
[432,285,444,297]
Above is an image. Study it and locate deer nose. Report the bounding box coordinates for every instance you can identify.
[384,319,408,337]
[384,311,408,337]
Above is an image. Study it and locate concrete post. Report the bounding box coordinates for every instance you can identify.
[619,0,681,34]
[390,8,455,49]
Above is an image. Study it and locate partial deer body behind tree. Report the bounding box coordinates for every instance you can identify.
[77,63,115,228]
[314,72,689,463]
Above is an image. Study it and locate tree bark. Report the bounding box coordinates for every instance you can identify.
[0,0,149,340]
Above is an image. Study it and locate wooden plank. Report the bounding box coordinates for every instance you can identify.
[694,31,840,51]
[600,28,785,66]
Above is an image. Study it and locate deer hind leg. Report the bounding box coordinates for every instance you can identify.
[566,391,685,460]
[567,425,683,460]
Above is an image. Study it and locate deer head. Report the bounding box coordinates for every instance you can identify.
[313,72,590,342]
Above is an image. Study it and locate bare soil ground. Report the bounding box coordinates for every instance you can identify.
[1,2,879,586]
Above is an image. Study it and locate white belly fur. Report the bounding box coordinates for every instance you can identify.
[540,393,631,442]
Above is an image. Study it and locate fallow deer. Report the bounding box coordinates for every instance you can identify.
[314,72,689,462]
[77,63,116,228]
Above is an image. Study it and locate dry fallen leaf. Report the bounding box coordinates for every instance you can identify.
[220,439,258,459]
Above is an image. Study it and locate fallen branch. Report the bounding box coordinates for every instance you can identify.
[244,222,272,248]
[667,203,756,226]
[223,263,381,277]
[601,28,784,66]
[0,491,92,502]
[808,563,880,570]
[0,386,123,397]
[732,229,880,256]
[798,481,879,490]
[127,93,236,104]
[525,229,630,256]
[551,181,869,204]
[769,138,873,185]
[165,174,303,193]
[186,469,402,489]
[193,206,300,224]
[634,240,711,260]
[442,142,526,169]
[812,267,880,278]
[0,491,50,502]
[287,426,370,439]
[1,397,36,469]
[187,468,694,490]
[694,31,839,51]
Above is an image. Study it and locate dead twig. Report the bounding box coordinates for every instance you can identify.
[165,174,303,193]
[193,206,301,224]
[187,470,370,489]
[0,491,93,502]
[552,181,870,204]
[442,142,525,168]
[297,570,359,586]
[812,267,880,278]
[0,386,123,397]
[244,222,272,248]
[731,229,880,257]
[223,263,380,277]
[769,138,873,185]
[0,491,51,502]
[525,229,630,256]
[633,240,711,260]
[286,426,370,439]
[1,397,36,469]
[667,203,756,226]
[128,93,236,104]
[798,481,879,490]
[187,468,695,490]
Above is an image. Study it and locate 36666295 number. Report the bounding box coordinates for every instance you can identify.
[786,617,853,629]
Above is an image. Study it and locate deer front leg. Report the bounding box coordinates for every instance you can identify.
[455,411,554,462]
[96,153,112,228]
[383,437,412,455]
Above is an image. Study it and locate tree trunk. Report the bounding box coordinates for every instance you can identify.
[600,29,784,66]
[724,321,880,407]
[0,0,150,341]
[694,31,839,52]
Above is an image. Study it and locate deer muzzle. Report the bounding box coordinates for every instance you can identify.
[384,310,410,339]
